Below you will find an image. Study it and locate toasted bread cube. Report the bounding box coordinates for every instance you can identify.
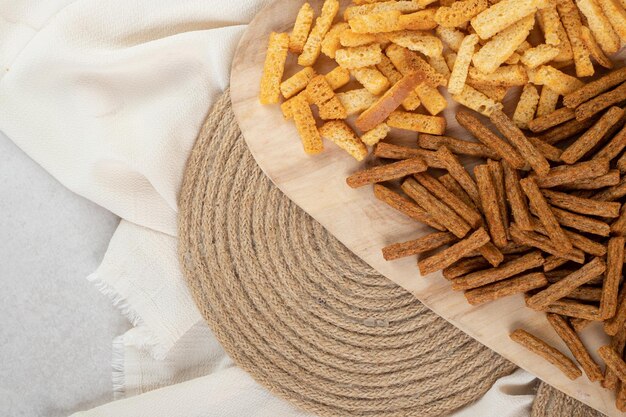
[399,9,438,30]
[336,44,383,69]
[321,23,350,59]
[436,26,465,52]
[325,67,351,90]
[597,0,626,44]
[385,31,443,58]
[292,96,323,155]
[290,3,315,54]
[349,10,404,33]
[376,54,403,84]
[435,0,489,28]
[318,96,348,120]
[513,84,540,129]
[281,91,307,120]
[299,0,340,66]
[521,44,561,69]
[387,111,447,134]
[337,89,379,116]
[580,26,614,69]
[472,14,536,74]
[468,65,529,87]
[340,29,378,47]
[260,32,290,105]
[536,86,560,117]
[344,1,422,20]
[351,67,391,95]
[452,84,504,116]
[428,55,452,81]
[306,75,335,105]
[448,34,479,95]
[471,0,547,39]
[361,123,391,146]
[416,84,448,115]
[280,67,317,99]
[319,121,368,160]
[576,0,620,55]
[556,0,594,77]
[532,65,585,95]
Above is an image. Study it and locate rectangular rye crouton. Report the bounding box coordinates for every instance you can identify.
[259,32,290,105]
[472,15,536,74]
[347,157,428,188]
[418,228,491,275]
[299,0,340,67]
[387,111,447,134]
[471,0,546,39]
[335,44,383,69]
[373,184,446,230]
[290,3,315,54]
[319,121,368,161]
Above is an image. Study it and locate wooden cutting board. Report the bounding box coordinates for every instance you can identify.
[230,1,623,415]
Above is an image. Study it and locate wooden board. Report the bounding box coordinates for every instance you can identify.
[231,1,624,415]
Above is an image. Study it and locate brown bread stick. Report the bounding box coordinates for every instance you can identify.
[475,164,507,248]
[618,152,626,173]
[594,176,626,202]
[564,67,626,108]
[347,157,427,188]
[541,189,621,218]
[382,232,457,261]
[478,243,505,268]
[456,110,525,169]
[576,82,626,121]
[567,286,603,302]
[529,107,577,133]
[533,159,610,188]
[561,107,625,163]
[571,318,592,332]
[510,329,582,380]
[601,237,625,320]
[599,346,626,384]
[541,300,602,321]
[439,173,477,210]
[436,146,481,207]
[490,109,550,176]
[559,170,620,190]
[543,256,570,272]
[528,137,563,162]
[452,251,544,291]
[521,178,573,253]
[526,257,606,309]
[374,142,426,160]
[503,161,533,231]
[612,205,626,236]
[532,221,607,257]
[510,224,585,263]
[402,178,471,238]
[465,272,548,305]
[603,327,626,389]
[414,173,482,228]
[444,256,493,280]
[418,228,491,275]
[594,124,626,161]
[605,289,626,336]
[549,207,611,236]
[417,133,501,159]
[534,118,596,145]
[488,160,510,240]
[547,314,604,382]
[373,184,446,231]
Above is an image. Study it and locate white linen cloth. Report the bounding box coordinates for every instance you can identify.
[0,1,537,415]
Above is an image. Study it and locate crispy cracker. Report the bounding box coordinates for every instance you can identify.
[435,0,489,28]
[536,86,560,118]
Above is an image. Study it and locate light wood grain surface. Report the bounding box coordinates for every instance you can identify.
[231,1,625,415]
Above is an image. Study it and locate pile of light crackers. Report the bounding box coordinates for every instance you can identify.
[258,0,626,409]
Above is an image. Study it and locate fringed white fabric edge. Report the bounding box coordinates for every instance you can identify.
[87,272,168,359]
[112,334,126,400]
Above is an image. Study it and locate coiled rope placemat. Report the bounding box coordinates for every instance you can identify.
[178,90,601,416]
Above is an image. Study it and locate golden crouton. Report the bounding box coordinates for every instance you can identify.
[468,65,529,87]
[361,123,391,146]
[467,81,509,101]
[428,55,451,82]
[513,84,540,129]
[281,91,307,120]
[452,84,504,116]
[448,34,479,95]
[538,2,574,62]
[472,14,535,74]
[520,44,561,69]
[325,67,351,90]
[385,44,445,87]
[505,53,521,65]
[435,0,488,28]
[597,0,626,44]
[580,26,614,69]
[349,10,404,33]
[337,89,380,116]
[536,86,560,117]
[436,26,465,51]
[306,75,335,105]
[318,96,348,120]
[290,3,315,54]
[299,0,340,66]
[319,121,368,161]
[351,67,391,95]
[376,54,403,84]
[387,110,447,134]
[280,67,317,99]
[321,23,350,59]
[335,44,383,69]
[555,0,594,77]
[292,95,323,155]
[385,31,443,58]
[531,65,585,95]
[416,84,448,115]
[259,32,290,105]
[576,0,620,55]
[344,1,422,20]
[399,9,438,30]
[340,29,378,47]
[471,0,547,39]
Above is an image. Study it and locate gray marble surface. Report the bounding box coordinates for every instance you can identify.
[0,131,129,417]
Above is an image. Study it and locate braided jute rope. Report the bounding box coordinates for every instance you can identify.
[532,382,606,417]
[177,90,583,416]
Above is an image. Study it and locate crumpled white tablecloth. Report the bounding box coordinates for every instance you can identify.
[0,1,537,415]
